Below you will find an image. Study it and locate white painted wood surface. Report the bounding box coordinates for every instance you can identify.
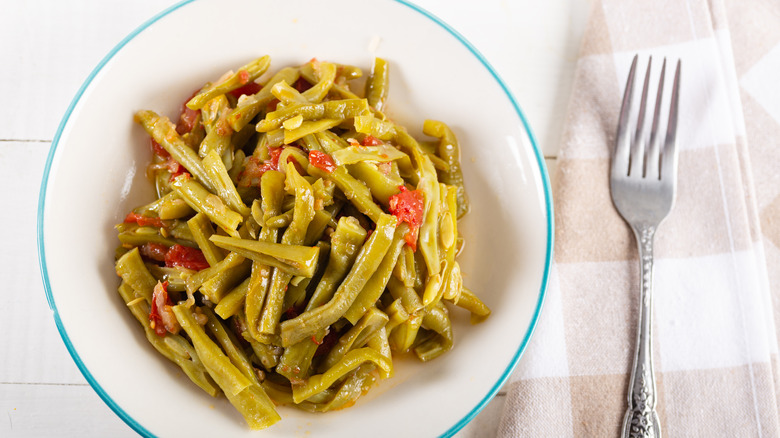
[0,0,586,435]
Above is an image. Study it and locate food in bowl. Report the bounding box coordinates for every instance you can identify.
[114,56,490,430]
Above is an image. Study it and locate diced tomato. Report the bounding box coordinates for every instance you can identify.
[266,98,280,112]
[150,138,170,158]
[229,81,262,98]
[124,212,167,229]
[238,146,285,187]
[388,186,425,251]
[361,135,382,146]
[308,150,336,173]
[294,77,312,93]
[140,243,169,262]
[314,328,341,358]
[150,281,180,336]
[176,90,202,135]
[164,244,210,271]
[238,69,250,84]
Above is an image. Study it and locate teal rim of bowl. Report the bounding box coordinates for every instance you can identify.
[36,0,554,436]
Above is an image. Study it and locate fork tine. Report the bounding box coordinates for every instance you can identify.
[629,57,652,177]
[645,58,666,180]
[613,55,638,178]
[661,60,681,183]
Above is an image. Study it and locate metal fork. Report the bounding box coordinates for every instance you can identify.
[611,55,681,438]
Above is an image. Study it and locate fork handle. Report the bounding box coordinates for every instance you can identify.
[621,225,661,438]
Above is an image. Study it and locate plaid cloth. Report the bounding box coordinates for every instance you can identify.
[498,0,780,436]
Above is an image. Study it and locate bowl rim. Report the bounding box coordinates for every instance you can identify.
[36,0,554,436]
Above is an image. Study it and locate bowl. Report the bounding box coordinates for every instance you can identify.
[37,0,553,436]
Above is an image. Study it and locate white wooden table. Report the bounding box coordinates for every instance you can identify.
[0,1,587,435]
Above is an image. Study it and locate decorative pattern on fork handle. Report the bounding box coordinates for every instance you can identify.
[623,225,660,438]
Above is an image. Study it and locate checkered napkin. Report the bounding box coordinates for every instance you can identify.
[497,0,780,436]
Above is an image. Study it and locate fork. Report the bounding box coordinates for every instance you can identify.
[611,55,681,438]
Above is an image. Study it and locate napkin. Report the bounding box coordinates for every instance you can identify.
[498,0,780,436]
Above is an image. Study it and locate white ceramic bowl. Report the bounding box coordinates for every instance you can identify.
[38,0,553,436]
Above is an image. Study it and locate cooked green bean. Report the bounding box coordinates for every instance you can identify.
[229,67,300,132]
[365,57,389,112]
[257,99,369,132]
[423,120,470,217]
[187,212,225,267]
[134,110,216,193]
[280,213,396,346]
[117,282,219,396]
[171,175,242,237]
[344,223,408,323]
[203,150,250,216]
[186,55,271,110]
[291,348,391,403]
[172,304,280,429]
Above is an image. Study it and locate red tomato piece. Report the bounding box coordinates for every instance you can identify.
[124,212,167,229]
[294,77,312,93]
[139,242,169,262]
[308,150,336,173]
[361,135,382,146]
[388,186,425,251]
[149,138,170,158]
[176,90,201,135]
[164,244,210,271]
[229,81,262,98]
[150,281,180,336]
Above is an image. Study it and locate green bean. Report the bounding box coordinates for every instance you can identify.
[199,95,233,158]
[185,252,245,295]
[304,209,333,246]
[392,245,417,288]
[200,258,251,303]
[322,308,389,371]
[134,110,216,193]
[449,287,491,324]
[258,164,316,338]
[229,67,300,132]
[386,276,424,315]
[187,212,225,267]
[270,80,310,106]
[413,148,441,278]
[116,224,195,249]
[423,120,470,217]
[331,144,407,166]
[346,162,403,206]
[366,326,392,379]
[284,119,341,144]
[171,175,242,237]
[115,248,157,302]
[209,234,319,278]
[291,348,391,403]
[214,277,249,319]
[186,56,271,110]
[365,57,389,112]
[301,61,337,103]
[203,307,258,385]
[147,265,192,292]
[276,216,367,379]
[203,150,250,216]
[353,114,396,141]
[260,170,286,223]
[117,282,219,396]
[245,261,273,342]
[344,223,408,324]
[389,312,423,352]
[414,301,453,362]
[308,165,384,223]
[321,363,377,411]
[280,213,396,346]
[172,304,280,430]
[256,99,369,132]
